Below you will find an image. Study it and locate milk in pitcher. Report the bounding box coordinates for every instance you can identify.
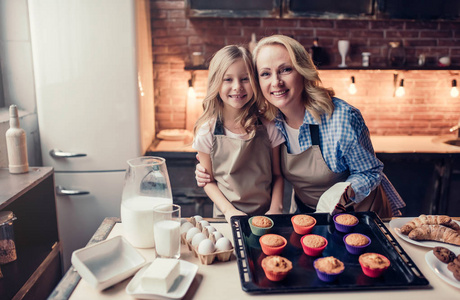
[121,196,171,248]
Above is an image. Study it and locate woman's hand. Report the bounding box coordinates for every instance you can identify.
[195,159,211,187]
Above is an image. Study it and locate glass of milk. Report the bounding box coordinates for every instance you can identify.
[121,157,173,248]
[153,204,181,259]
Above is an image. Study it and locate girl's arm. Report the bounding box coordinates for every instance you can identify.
[266,145,284,214]
[197,151,246,222]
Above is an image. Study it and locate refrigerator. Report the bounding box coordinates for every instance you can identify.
[28,0,155,271]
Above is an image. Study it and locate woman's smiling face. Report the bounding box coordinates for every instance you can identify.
[256,44,304,111]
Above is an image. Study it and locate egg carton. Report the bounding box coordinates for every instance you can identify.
[181,234,234,265]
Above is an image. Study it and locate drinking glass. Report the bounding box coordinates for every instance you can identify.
[153,204,181,259]
[338,40,350,68]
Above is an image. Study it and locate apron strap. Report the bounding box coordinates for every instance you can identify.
[214,118,225,135]
[309,124,321,153]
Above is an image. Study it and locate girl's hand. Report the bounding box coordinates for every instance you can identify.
[265,207,283,215]
[224,207,246,224]
[195,163,211,187]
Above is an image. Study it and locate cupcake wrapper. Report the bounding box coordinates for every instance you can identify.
[248,216,273,236]
[343,234,371,255]
[333,214,358,233]
[315,269,341,282]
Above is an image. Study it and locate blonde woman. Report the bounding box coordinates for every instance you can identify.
[197,36,405,218]
[192,45,285,222]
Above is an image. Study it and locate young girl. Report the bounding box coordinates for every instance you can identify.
[192,45,285,223]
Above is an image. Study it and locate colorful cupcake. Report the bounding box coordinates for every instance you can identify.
[261,255,293,281]
[359,253,390,278]
[248,216,273,236]
[314,256,345,282]
[343,233,371,255]
[259,234,287,256]
[291,214,316,235]
[333,213,359,233]
[301,234,328,256]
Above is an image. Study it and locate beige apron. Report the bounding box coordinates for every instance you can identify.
[281,125,393,218]
[211,119,273,217]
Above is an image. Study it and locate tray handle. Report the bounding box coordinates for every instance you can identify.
[231,219,252,285]
[375,217,426,279]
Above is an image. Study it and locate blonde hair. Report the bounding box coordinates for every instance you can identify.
[193,45,263,137]
[253,35,335,121]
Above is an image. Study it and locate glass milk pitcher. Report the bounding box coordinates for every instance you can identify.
[121,156,172,248]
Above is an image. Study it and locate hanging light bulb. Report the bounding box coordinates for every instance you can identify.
[348,76,357,95]
[451,79,459,98]
[395,79,405,97]
[187,78,196,102]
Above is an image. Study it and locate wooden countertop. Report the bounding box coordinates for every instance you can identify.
[50,217,460,300]
[148,135,460,154]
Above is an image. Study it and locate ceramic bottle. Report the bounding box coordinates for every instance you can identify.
[5,105,29,174]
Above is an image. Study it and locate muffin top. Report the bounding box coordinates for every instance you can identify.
[335,214,358,226]
[345,233,369,246]
[314,256,344,274]
[293,214,316,227]
[252,216,272,228]
[261,234,285,247]
[262,255,293,274]
[359,253,390,270]
[302,234,326,248]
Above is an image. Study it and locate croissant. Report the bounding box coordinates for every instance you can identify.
[400,215,452,235]
[408,225,460,246]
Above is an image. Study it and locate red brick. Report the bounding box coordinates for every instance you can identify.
[420,30,453,38]
[299,19,334,28]
[226,19,262,27]
[153,36,187,46]
[371,21,405,30]
[405,21,439,30]
[151,0,184,10]
[262,19,299,27]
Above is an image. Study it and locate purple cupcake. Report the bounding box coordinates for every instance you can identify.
[343,233,371,255]
[313,256,345,282]
[333,213,358,233]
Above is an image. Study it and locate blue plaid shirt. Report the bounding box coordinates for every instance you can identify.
[274,97,405,216]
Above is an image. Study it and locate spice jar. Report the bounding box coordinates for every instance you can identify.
[0,211,17,264]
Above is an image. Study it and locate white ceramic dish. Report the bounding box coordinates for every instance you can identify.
[389,218,460,249]
[425,248,460,289]
[126,260,198,299]
[71,235,147,291]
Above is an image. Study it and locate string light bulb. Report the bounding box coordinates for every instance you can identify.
[451,79,459,98]
[395,79,405,97]
[348,76,357,95]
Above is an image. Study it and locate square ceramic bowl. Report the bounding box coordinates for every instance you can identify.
[71,235,147,291]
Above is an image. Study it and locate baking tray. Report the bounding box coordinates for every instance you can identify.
[230,212,430,294]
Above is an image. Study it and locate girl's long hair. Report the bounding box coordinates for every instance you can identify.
[194,45,263,137]
[253,35,335,121]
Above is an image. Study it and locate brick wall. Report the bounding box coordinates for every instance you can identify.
[150,0,460,136]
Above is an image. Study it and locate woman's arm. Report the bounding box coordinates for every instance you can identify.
[266,145,284,214]
[198,151,246,222]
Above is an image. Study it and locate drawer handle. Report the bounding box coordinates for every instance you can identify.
[56,186,90,196]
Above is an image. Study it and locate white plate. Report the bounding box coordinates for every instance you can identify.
[126,260,198,300]
[71,235,147,291]
[425,248,460,289]
[389,218,460,249]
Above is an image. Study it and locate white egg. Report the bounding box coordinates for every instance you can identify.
[180,222,194,234]
[199,220,210,228]
[198,239,215,255]
[215,237,233,251]
[193,215,203,222]
[212,231,224,241]
[192,232,207,247]
[186,227,201,241]
[205,225,216,233]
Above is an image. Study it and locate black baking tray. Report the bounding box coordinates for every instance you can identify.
[230,212,430,293]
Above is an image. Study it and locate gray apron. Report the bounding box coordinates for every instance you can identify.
[281,125,393,218]
[211,118,273,217]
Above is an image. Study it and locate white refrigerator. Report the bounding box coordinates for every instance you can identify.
[28,0,155,271]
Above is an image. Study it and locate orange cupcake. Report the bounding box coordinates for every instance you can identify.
[291,214,316,235]
[261,255,293,281]
[259,234,287,256]
[359,253,390,278]
[301,234,328,256]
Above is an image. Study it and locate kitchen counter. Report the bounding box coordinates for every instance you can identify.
[148,135,460,155]
[49,217,460,300]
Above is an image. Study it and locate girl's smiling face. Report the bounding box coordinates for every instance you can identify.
[219,59,254,111]
[256,44,304,112]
